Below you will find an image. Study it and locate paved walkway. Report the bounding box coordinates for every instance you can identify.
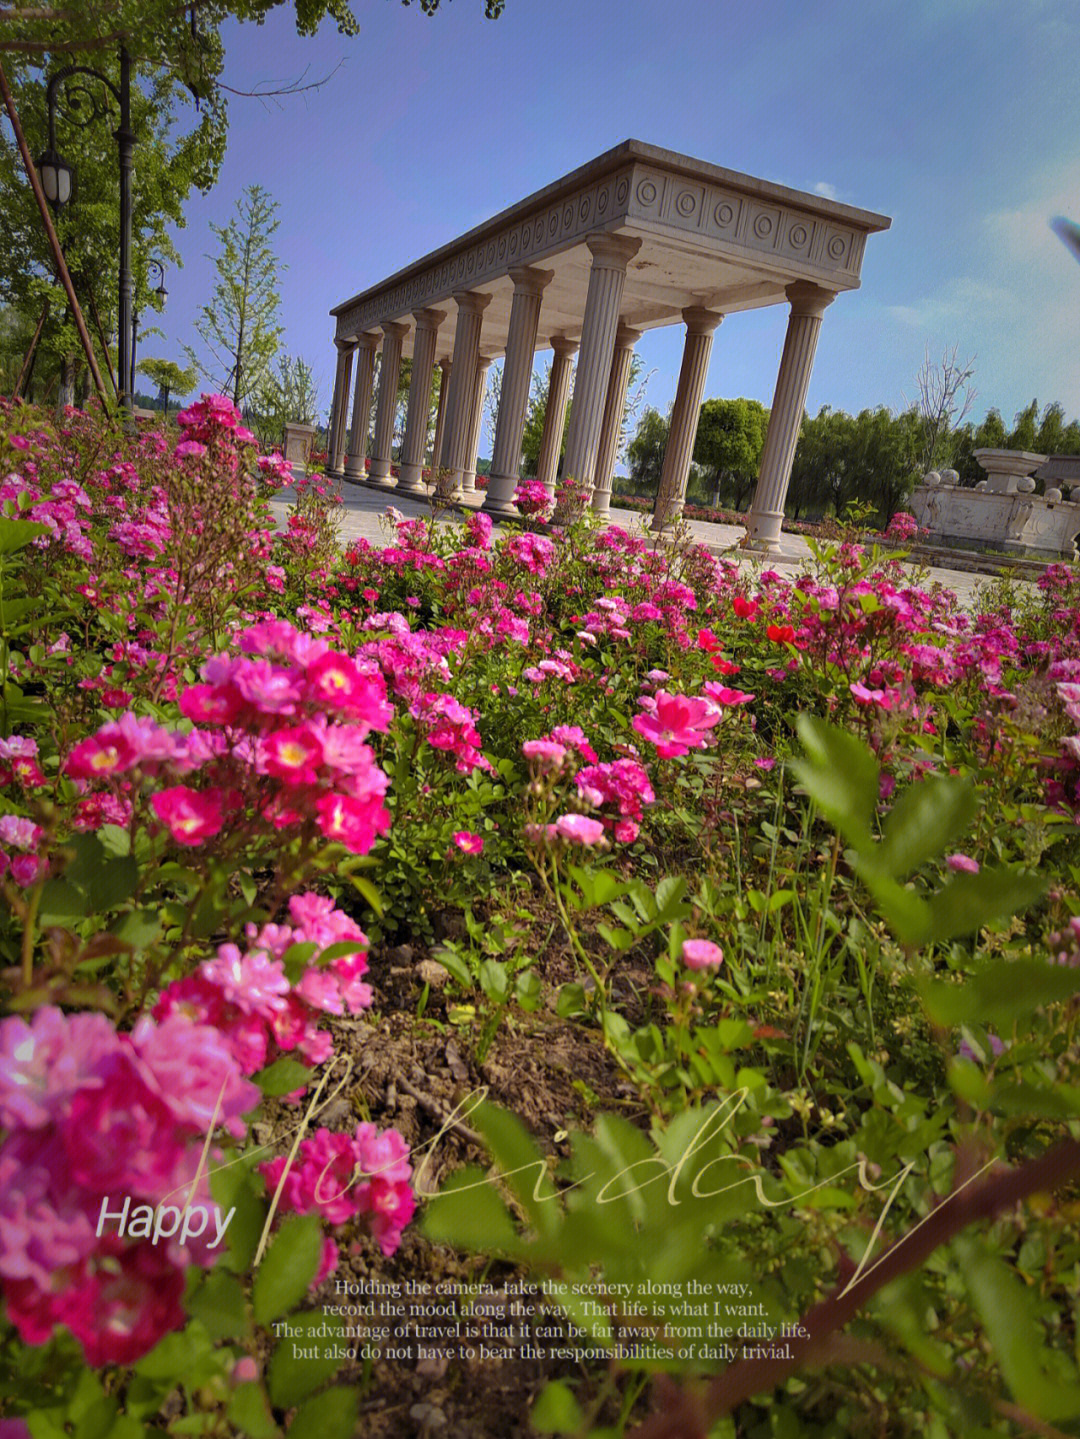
[270,477,1025,611]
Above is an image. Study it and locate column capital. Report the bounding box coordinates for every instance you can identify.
[507,266,554,296]
[452,290,493,316]
[334,336,357,353]
[681,307,723,335]
[550,335,579,358]
[437,356,453,371]
[412,307,446,331]
[585,232,643,269]
[615,323,643,347]
[353,330,380,352]
[785,282,836,319]
[380,320,410,341]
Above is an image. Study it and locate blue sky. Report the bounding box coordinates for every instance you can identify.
[157,0,1079,456]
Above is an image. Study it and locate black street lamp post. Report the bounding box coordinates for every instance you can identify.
[130,258,167,401]
[36,46,136,415]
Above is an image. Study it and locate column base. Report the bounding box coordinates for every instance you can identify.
[366,461,397,489]
[481,470,521,517]
[650,498,685,532]
[343,455,368,482]
[592,488,613,515]
[396,464,426,494]
[743,507,784,552]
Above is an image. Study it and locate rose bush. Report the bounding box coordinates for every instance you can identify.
[2,395,1080,1436]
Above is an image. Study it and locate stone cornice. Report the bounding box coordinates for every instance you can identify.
[331,141,891,343]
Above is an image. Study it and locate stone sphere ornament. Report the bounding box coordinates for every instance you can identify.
[924,470,941,487]
[940,469,959,486]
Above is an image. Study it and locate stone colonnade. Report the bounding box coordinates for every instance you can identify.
[326,245,838,551]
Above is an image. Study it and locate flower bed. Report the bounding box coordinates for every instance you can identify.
[3,397,1080,1437]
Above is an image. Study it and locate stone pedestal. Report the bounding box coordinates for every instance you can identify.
[908,452,1079,560]
[744,282,835,552]
[562,234,642,495]
[973,448,1048,496]
[536,337,577,494]
[282,421,315,482]
[592,324,641,515]
[368,321,408,487]
[398,309,446,494]
[344,333,378,482]
[483,267,553,517]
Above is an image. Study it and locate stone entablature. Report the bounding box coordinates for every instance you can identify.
[330,140,887,356]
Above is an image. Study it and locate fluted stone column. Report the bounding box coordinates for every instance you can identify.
[562,234,642,494]
[461,356,493,494]
[344,332,379,482]
[744,282,836,552]
[652,309,723,530]
[326,338,356,476]
[592,324,641,515]
[441,292,492,494]
[368,320,409,488]
[535,337,577,494]
[397,309,446,494]
[482,267,553,518]
[429,358,451,471]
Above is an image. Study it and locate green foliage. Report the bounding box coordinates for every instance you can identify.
[136,356,197,409]
[692,396,768,511]
[187,184,283,407]
[0,55,225,403]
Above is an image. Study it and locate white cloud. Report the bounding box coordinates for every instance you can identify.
[883,161,1080,415]
[813,181,838,201]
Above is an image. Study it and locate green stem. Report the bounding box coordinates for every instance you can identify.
[21,878,43,988]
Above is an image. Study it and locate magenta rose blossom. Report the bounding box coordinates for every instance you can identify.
[681,939,724,970]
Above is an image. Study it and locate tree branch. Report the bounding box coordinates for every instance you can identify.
[630,1138,1080,1438]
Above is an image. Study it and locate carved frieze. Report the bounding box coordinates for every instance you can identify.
[334,155,874,343]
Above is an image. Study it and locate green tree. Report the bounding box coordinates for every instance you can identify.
[0,54,225,404]
[625,406,669,496]
[188,183,283,408]
[137,356,196,412]
[692,396,767,511]
[0,2,506,75]
[249,352,318,449]
[913,342,976,472]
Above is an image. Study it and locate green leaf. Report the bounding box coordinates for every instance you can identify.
[422,1168,522,1254]
[252,1214,324,1326]
[921,959,1080,1030]
[877,775,978,879]
[925,866,1045,944]
[134,1323,215,1382]
[955,1234,1080,1420]
[268,1312,348,1408]
[791,713,879,845]
[37,878,89,924]
[286,1387,358,1439]
[348,873,384,916]
[0,516,50,555]
[253,1058,314,1097]
[226,1383,280,1439]
[556,982,588,1018]
[183,1268,249,1341]
[531,1379,584,1433]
